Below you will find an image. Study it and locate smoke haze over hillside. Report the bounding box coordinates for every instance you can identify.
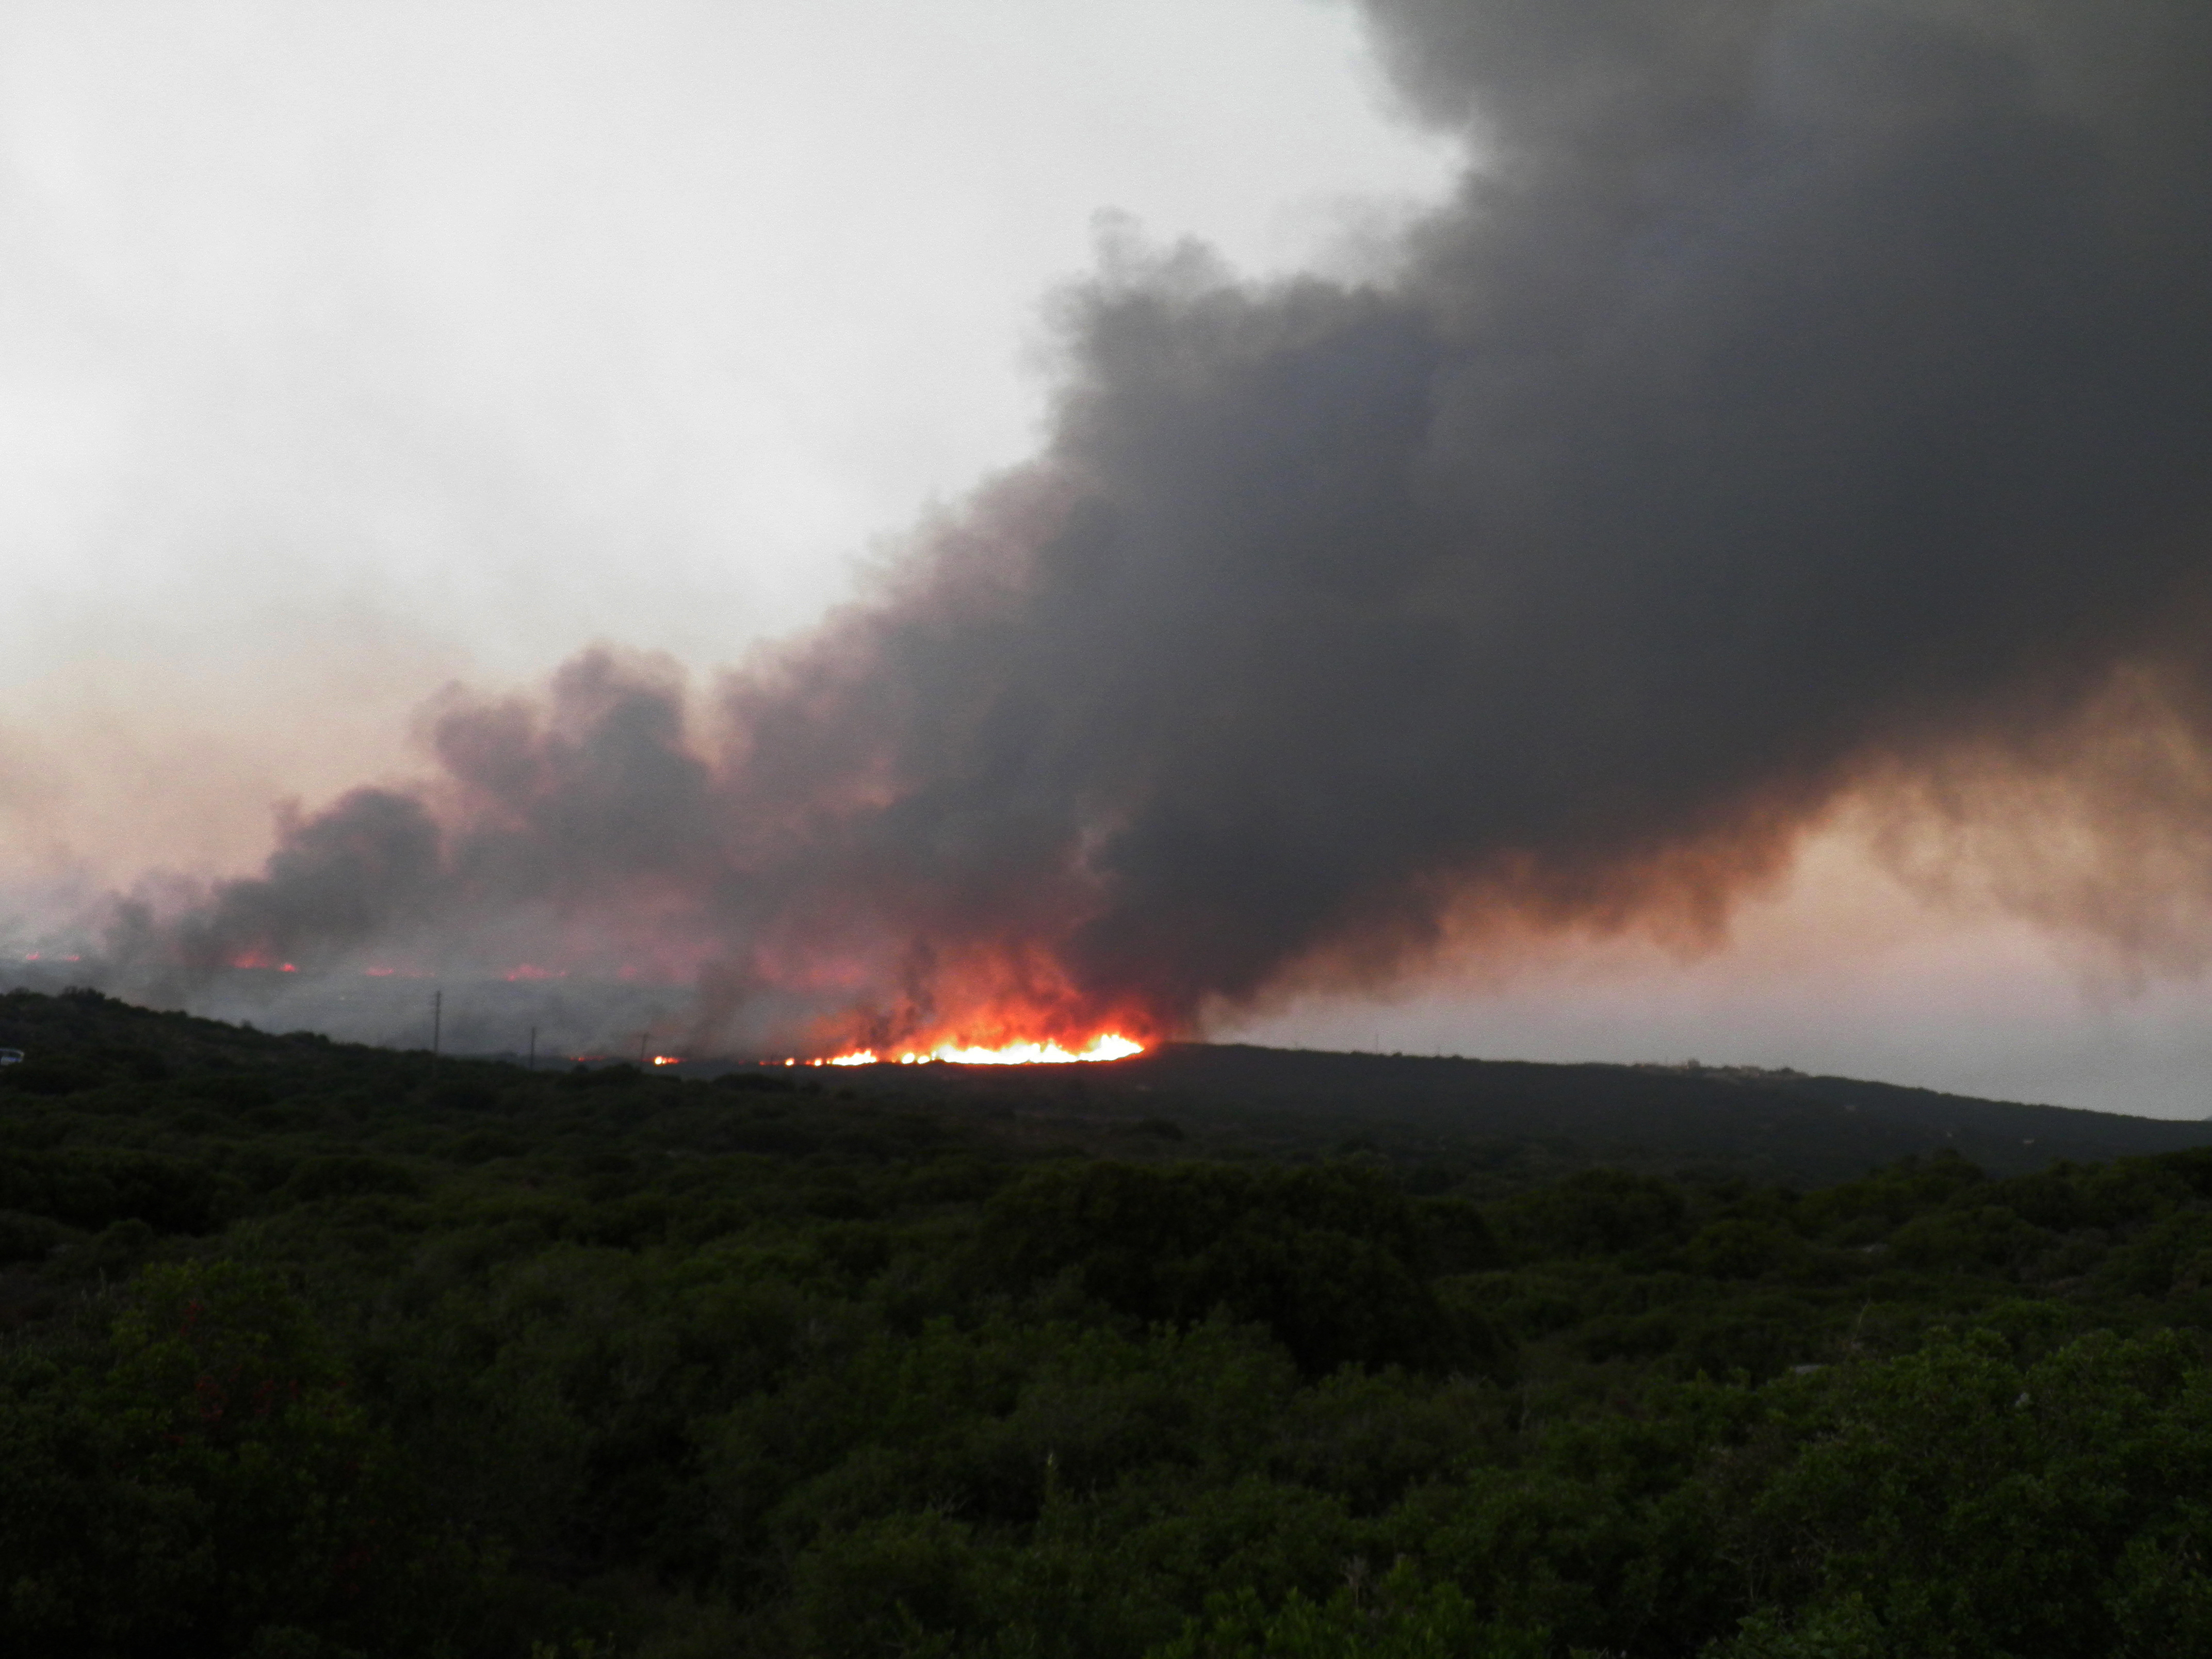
[18,1,2212,1078]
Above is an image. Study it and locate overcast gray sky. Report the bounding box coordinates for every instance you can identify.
[0,0,1449,672]
[5,0,2212,1117]
[0,0,1454,869]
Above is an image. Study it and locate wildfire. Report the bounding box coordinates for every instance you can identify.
[790,1033,1144,1067]
[650,1055,681,1066]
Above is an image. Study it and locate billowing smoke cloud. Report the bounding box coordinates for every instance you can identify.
[108,0,2212,1055]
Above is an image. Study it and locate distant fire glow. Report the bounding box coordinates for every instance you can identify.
[650,1055,681,1066]
[792,1034,1144,1067]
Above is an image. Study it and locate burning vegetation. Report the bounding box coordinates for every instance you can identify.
[807,1034,1144,1068]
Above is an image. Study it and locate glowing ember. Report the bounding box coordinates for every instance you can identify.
[802,1034,1144,1067]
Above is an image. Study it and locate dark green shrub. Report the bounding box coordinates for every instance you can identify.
[1490,1168,1690,1260]
[979,1162,1500,1376]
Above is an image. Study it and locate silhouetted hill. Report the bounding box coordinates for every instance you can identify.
[5,985,2207,1189]
[835,1041,2212,1187]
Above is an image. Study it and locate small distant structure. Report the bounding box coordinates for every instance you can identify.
[0,1048,22,1066]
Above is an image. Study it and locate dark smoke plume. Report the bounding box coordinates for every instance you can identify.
[119,0,2212,1054]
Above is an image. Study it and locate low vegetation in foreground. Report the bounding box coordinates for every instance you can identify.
[6,987,2212,1657]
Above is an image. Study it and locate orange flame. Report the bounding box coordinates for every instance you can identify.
[793,1033,1144,1067]
[650,1054,681,1066]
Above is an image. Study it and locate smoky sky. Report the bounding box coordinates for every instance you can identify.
[126,0,2212,1055]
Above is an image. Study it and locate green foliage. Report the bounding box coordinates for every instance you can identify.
[1148,1560,1547,1659]
[978,1162,1505,1375]
[1491,1168,1689,1261]
[0,1260,471,1657]
[1796,1150,1988,1237]
[1710,1593,1890,1659]
[2102,1208,2212,1296]
[1735,1327,2212,1658]
[9,988,2212,1656]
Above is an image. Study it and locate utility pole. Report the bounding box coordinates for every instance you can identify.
[527,1025,537,1072]
[431,989,443,1079]
[637,1029,649,1068]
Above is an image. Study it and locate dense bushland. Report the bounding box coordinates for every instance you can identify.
[5,987,2212,1656]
